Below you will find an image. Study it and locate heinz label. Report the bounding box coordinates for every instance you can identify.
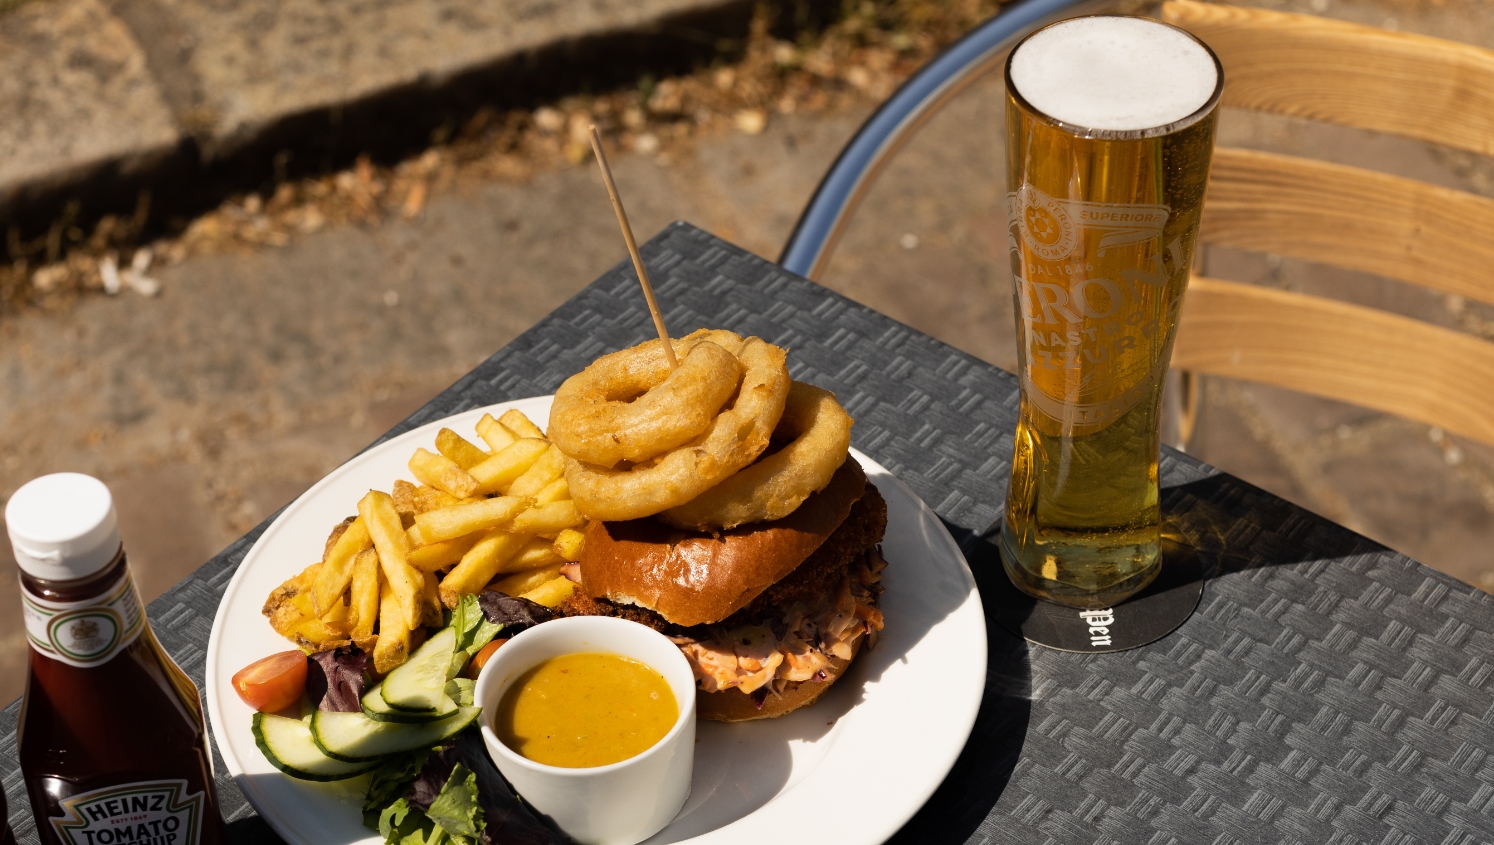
[51,780,204,845]
[21,575,144,668]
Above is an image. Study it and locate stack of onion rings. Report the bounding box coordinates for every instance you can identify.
[658,381,852,531]
[560,330,791,522]
[547,338,744,467]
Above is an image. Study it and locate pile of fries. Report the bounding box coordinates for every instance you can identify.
[261,409,586,673]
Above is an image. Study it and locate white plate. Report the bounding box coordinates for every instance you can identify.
[205,396,987,845]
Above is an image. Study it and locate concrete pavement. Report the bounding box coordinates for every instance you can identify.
[0,0,783,236]
[0,0,179,212]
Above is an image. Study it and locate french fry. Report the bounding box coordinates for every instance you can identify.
[437,428,490,470]
[520,576,577,609]
[476,413,516,452]
[409,448,481,499]
[531,477,569,507]
[420,571,444,627]
[264,563,317,620]
[489,563,564,598]
[322,517,357,557]
[509,536,565,572]
[406,488,487,550]
[284,584,315,617]
[414,495,528,544]
[508,444,565,500]
[268,580,315,638]
[469,439,549,494]
[276,407,574,660]
[349,548,381,652]
[439,530,528,607]
[414,485,467,514]
[553,528,585,562]
[320,592,351,629]
[373,578,412,674]
[392,480,420,521]
[408,532,484,572]
[359,490,425,631]
[312,517,372,616]
[499,409,546,440]
[511,500,583,536]
[396,482,475,522]
[268,569,352,651]
[289,619,353,653]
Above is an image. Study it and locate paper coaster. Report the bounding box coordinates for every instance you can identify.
[985,536,1204,653]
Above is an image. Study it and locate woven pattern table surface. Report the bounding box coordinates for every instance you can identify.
[4,223,1492,845]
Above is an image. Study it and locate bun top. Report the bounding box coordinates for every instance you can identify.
[580,458,867,627]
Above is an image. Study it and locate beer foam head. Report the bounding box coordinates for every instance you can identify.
[1009,17,1218,132]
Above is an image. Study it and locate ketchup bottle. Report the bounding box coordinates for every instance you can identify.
[7,474,226,845]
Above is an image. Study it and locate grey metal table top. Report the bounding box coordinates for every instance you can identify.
[5,223,1492,845]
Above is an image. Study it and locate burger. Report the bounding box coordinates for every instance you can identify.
[557,457,887,720]
[546,329,888,721]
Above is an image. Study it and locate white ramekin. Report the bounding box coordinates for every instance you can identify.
[473,615,696,845]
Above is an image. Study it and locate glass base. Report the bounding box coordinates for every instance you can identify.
[999,528,1162,609]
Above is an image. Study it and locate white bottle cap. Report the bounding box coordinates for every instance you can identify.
[6,473,122,581]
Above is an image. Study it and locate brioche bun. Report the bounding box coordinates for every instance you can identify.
[579,458,867,627]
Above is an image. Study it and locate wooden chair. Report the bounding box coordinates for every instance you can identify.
[1161,0,1494,448]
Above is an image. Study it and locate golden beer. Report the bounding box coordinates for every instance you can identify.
[1000,17,1222,608]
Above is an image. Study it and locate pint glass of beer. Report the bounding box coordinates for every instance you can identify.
[1000,17,1222,608]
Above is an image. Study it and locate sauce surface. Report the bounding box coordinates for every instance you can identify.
[495,652,678,768]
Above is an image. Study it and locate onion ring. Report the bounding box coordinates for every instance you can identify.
[659,381,852,530]
[565,334,790,521]
[547,338,744,467]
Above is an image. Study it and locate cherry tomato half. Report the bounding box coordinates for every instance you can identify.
[465,639,510,679]
[232,650,308,713]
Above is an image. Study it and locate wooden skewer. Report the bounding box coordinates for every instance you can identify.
[588,124,678,370]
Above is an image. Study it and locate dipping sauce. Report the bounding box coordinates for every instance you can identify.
[495,652,678,768]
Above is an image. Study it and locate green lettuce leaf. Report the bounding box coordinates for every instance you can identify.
[378,797,417,841]
[448,594,502,677]
[381,797,459,845]
[402,821,447,845]
[365,750,432,829]
[426,763,484,839]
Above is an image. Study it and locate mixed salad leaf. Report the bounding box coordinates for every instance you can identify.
[364,750,430,829]
[450,592,503,678]
[308,646,368,712]
[478,592,556,636]
[414,751,482,840]
[364,732,577,845]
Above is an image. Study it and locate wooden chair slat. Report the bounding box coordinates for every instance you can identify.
[1201,147,1494,308]
[1174,277,1494,446]
[1162,0,1494,156]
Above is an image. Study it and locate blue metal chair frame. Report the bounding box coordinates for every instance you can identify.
[778,0,1107,280]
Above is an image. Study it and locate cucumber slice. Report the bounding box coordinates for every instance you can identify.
[253,713,379,781]
[312,706,481,762]
[381,626,457,712]
[362,684,457,724]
